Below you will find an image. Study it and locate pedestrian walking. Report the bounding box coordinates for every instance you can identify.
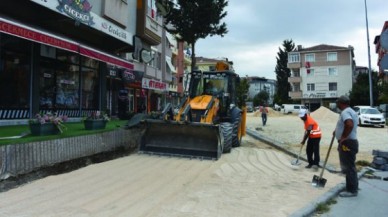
[334,95,359,197]
[299,109,322,168]
[260,105,268,126]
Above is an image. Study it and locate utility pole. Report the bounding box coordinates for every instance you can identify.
[364,0,373,106]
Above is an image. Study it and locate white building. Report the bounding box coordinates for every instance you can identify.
[247,77,276,105]
[287,44,355,111]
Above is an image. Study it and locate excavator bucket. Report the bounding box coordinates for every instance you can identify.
[139,119,223,160]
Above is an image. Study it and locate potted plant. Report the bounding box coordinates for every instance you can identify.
[83,111,110,130]
[29,112,68,136]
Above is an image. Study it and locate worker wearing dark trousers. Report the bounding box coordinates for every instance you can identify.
[299,109,322,168]
[338,139,359,196]
[260,105,268,126]
[334,95,359,197]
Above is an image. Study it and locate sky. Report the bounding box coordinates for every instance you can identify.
[195,0,388,80]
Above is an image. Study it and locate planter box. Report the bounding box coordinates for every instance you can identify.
[84,120,107,130]
[29,123,60,136]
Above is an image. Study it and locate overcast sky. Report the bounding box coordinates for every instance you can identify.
[195,0,387,80]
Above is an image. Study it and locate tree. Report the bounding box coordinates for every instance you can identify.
[377,79,388,104]
[236,78,250,107]
[274,39,295,105]
[157,0,228,70]
[253,90,269,106]
[349,71,379,106]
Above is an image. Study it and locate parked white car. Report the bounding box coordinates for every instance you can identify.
[353,106,386,128]
[281,104,308,114]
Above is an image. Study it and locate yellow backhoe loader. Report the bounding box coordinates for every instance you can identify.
[138,62,246,160]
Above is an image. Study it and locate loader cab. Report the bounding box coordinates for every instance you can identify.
[189,70,239,115]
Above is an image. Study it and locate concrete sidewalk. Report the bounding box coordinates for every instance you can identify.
[320,171,388,217]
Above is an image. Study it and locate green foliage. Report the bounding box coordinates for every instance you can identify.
[378,81,388,104]
[236,78,250,107]
[349,71,379,106]
[315,198,337,214]
[0,120,128,146]
[83,111,110,122]
[253,90,269,106]
[274,39,295,105]
[29,112,68,134]
[315,202,330,214]
[161,0,228,69]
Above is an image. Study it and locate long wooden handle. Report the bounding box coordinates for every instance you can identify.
[318,135,335,179]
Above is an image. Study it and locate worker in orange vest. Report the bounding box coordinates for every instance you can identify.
[299,109,322,168]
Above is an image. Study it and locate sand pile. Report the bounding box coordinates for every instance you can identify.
[310,106,339,122]
[253,107,282,117]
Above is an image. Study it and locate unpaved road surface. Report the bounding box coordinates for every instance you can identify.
[1,107,385,217]
[0,135,343,217]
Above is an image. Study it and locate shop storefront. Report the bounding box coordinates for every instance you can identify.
[142,78,168,113]
[0,18,133,120]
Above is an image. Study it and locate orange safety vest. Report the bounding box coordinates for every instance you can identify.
[304,115,322,138]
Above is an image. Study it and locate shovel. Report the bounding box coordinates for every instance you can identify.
[312,134,335,188]
[291,143,304,165]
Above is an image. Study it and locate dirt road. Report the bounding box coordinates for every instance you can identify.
[0,107,384,217]
[0,136,345,217]
[248,107,387,169]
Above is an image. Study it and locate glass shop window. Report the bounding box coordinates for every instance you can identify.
[81,56,99,109]
[0,34,31,109]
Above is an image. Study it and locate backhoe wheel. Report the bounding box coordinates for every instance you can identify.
[220,122,233,153]
[231,108,242,147]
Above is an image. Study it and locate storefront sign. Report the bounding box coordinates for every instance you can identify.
[30,0,132,45]
[56,0,94,26]
[118,89,129,101]
[121,70,144,83]
[0,18,79,53]
[303,92,337,98]
[142,78,167,91]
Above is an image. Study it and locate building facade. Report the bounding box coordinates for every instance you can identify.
[287,44,355,111]
[247,77,276,106]
[0,0,183,124]
[374,21,388,82]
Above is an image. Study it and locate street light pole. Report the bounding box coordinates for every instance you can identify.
[364,0,373,106]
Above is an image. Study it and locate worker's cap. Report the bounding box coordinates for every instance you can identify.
[298,109,307,117]
[336,95,350,105]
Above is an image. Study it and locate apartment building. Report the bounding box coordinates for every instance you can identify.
[195,56,233,71]
[374,21,388,82]
[247,77,276,105]
[287,44,355,111]
[164,33,191,108]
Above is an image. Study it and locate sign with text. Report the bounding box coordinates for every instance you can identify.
[30,0,132,45]
[142,78,167,91]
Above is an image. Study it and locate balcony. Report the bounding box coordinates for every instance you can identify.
[288,76,301,83]
[287,62,302,69]
[288,91,302,99]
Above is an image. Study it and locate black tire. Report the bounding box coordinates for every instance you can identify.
[220,122,233,153]
[231,107,242,147]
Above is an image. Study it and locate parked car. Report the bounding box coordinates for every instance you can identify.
[353,106,385,128]
[274,103,281,111]
[246,101,254,113]
[281,104,308,114]
[246,106,254,113]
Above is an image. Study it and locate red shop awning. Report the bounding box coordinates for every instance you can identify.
[0,17,79,53]
[0,17,134,70]
[79,45,133,70]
